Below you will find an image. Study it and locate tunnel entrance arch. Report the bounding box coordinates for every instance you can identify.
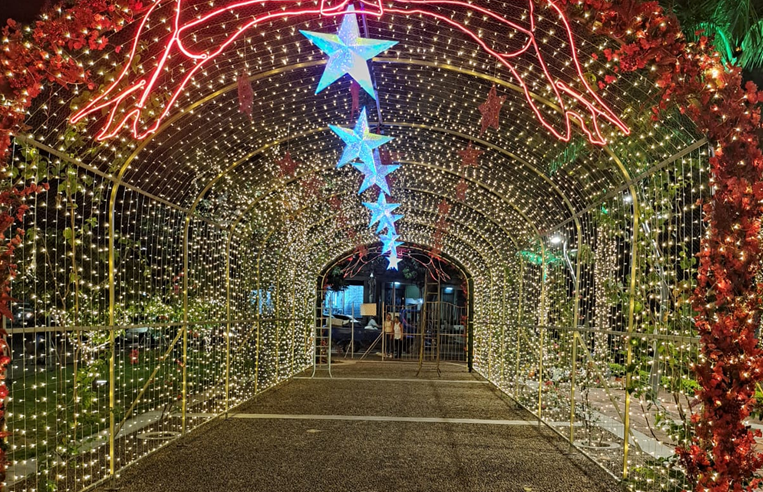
[314,244,473,374]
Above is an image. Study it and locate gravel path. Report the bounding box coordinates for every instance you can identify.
[95,361,622,492]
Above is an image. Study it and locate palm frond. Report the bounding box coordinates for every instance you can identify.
[739,19,763,70]
[660,0,725,30]
[713,0,761,47]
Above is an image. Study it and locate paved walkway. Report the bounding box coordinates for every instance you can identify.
[97,361,622,492]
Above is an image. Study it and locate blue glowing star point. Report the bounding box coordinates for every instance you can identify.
[300,6,398,99]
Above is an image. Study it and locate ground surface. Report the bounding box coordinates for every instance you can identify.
[96,361,622,492]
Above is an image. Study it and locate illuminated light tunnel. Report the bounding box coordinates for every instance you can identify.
[1,0,761,491]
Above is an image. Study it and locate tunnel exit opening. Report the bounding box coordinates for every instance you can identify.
[313,245,473,376]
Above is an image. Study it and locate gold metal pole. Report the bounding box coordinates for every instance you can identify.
[569,327,578,444]
[181,217,189,434]
[225,228,232,416]
[107,183,118,479]
[538,246,547,420]
[291,269,297,374]
[515,260,524,399]
[275,277,281,381]
[255,242,262,394]
[416,279,426,375]
[501,266,507,387]
[569,225,583,445]
[623,191,640,479]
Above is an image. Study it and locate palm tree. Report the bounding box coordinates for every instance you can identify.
[661,0,763,72]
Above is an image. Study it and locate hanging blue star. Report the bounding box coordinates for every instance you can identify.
[329,108,392,169]
[387,251,402,270]
[300,6,398,99]
[354,149,400,194]
[379,230,403,254]
[363,193,403,234]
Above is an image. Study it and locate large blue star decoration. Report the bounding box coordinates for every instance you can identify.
[300,6,398,99]
[329,107,392,169]
[363,193,403,234]
[386,251,402,270]
[379,230,403,255]
[354,149,400,195]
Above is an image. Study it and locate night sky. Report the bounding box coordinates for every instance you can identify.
[1,0,47,25]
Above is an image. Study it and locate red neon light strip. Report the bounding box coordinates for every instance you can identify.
[70,0,629,146]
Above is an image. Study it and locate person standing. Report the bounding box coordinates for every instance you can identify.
[393,316,403,359]
[383,313,394,357]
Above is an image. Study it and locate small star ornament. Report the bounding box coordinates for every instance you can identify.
[458,142,484,168]
[455,178,469,201]
[387,251,402,270]
[276,152,300,176]
[379,230,403,254]
[363,193,403,234]
[478,84,506,134]
[300,6,398,99]
[330,107,393,169]
[437,199,451,216]
[237,73,254,117]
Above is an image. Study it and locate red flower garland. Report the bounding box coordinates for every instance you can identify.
[0,0,144,162]
[0,1,143,484]
[553,0,763,489]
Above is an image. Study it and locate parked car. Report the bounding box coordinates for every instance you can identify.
[332,324,382,353]
[10,302,37,327]
[324,314,380,353]
[116,319,158,348]
[323,313,360,328]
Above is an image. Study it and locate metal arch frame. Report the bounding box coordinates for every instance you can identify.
[261,186,517,338]
[230,178,519,390]
[314,243,475,320]
[301,218,493,285]
[14,40,644,484]
[260,189,518,255]
[313,241,475,367]
[266,208,503,278]
[242,211,492,384]
[116,57,623,201]
[284,215,498,345]
[268,211,492,340]
[250,193,510,382]
[228,158,544,240]
[315,242,473,289]
[239,167,531,350]
[254,186,519,257]
[263,197,512,309]
[268,215,500,297]
[221,157,543,319]
[113,58,611,225]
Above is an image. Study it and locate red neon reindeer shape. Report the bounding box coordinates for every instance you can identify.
[70,0,630,146]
